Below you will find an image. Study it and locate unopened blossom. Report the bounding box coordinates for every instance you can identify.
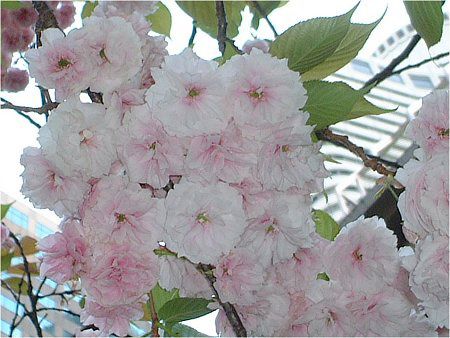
[77,16,143,93]
[84,243,159,307]
[20,147,90,218]
[81,298,146,337]
[164,181,246,264]
[242,39,270,54]
[26,28,95,100]
[222,48,307,126]
[39,219,88,283]
[325,216,400,293]
[256,114,328,193]
[396,153,449,239]
[408,233,449,329]
[147,48,229,137]
[185,119,257,184]
[53,2,76,29]
[1,67,28,92]
[239,192,314,266]
[82,176,165,246]
[118,105,185,188]
[214,248,265,305]
[405,89,449,159]
[38,98,117,179]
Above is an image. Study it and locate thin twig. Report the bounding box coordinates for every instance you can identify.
[225,37,244,55]
[215,1,228,56]
[363,34,421,89]
[37,307,80,317]
[148,290,160,337]
[316,128,397,176]
[9,232,43,337]
[390,51,449,76]
[1,99,58,115]
[38,289,81,299]
[251,1,278,37]
[197,264,247,337]
[188,21,197,48]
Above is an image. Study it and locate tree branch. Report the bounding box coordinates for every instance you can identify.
[363,34,421,89]
[1,100,58,115]
[316,128,397,176]
[215,1,228,56]
[251,1,279,37]
[36,307,80,317]
[32,1,61,47]
[226,37,244,55]
[390,51,449,76]
[197,264,247,337]
[148,290,160,337]
[188,21,197,48]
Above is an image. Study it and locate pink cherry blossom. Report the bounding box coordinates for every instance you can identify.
[147,48,229,137]
[325,216,400,293]
[82,176,165,246]
[405,89,449,159]
[20,147,90,218]
[39,219,88,284]
[80,298,146,337]
[214,248,265,305]
[83,243,159,307]
[118,105,185,188]
[238,192,315,266]
[185,119,257,184]
[1,67,29,92]
[222,48,307,126]
[25,28,95,100]
[164,181,246,264]
[396,153,449,240]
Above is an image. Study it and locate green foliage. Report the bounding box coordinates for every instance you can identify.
[176,1,245,39]
[81,1,98,19]
[13,236,38,256]
[1,252,13,271]
[301,18,382,81]
[1,202,13,220]
[151,284,179,313]
[270,5,357,74]
[162,323,209,337]
[313,209,340,241]
[404,1,444,47]
[317,272,330,281]
[158,297,213,323]
[1,1,28,10]
[147,3,172,37]
[2,277,29,294]
[303,80,393,130]
[249,1,287,30]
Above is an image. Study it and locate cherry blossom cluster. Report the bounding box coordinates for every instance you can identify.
[0,2,75,93]
[395,89,449,331]
[17,1,447,336]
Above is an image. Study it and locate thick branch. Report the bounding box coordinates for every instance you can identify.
[197,264,247,337]
[363,34,421,89]
[1,100,58,115]
[316,128,397,176]
[391,51,449,76]
[251,1,279,37]
[215,1,228,56]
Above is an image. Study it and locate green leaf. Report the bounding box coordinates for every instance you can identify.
[2,277,28,294]
[79,296,86,309]
[158,297,213,323]
[176,1,245,39]
[1,202,13,220]
[404,1,444,48]
[313,210,340,241]
[270,4,357,74]
[249,1,287,30]
[81,1,98,19]
[162,323,209,337]
[314,210,340,240]
[8,263,39,276]
[301,17,382,81]
[317,272,330,281]
[303,80,393,129]
[1,252,13,272]
[1,1,28,10]
[147,3,172,37]
[151,284,179,313]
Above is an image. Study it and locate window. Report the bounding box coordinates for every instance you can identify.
[396,29,405,38]
[378,45,385,54]
[389,74,404,84]
[410,74,434,89]
[387,37,394,45]
[1,320,11,335]
[12,328,22,337]
[38,296,56,308]
[63,330,73,337]
[39,317,55,335]
[6,207,28,229]
[351,60,373,75]
[36,223,54,239]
